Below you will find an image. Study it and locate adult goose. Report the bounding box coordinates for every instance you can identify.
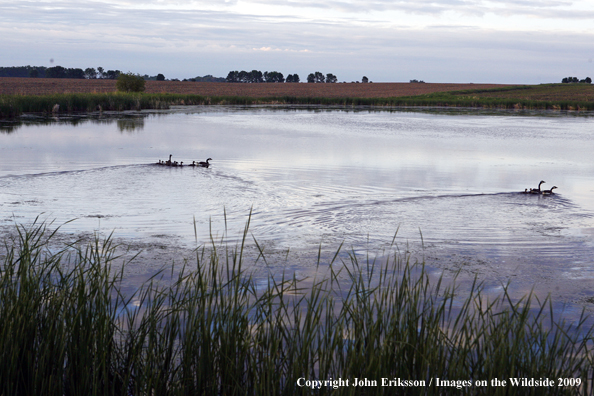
[542,186,558,194]
[530,180,546,194]
[198,158,212,167]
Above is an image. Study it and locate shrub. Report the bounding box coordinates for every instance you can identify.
[116,72,146,92]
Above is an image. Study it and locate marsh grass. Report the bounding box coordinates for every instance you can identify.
[2,218,594,395]
[2,85,594,119]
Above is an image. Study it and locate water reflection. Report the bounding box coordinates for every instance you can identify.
[117,118,144,133]
[1,105,594,313]
[2,105,594,135]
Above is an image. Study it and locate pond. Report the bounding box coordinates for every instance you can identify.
[1,106,594,311]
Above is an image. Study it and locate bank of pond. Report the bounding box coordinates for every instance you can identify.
[2,86,594,119]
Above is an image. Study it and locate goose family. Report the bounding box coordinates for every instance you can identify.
[522,180,558,195]
[155,155,212,168]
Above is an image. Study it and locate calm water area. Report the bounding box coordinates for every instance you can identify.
[1,106,594,316]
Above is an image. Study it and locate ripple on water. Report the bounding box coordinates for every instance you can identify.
[2,107,594,320]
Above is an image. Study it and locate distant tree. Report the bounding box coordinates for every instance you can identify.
[362,76,369,83]
[97,67,105,79]
[586,77,592,84]
[226,71,239,82]
[286,74,300,83]
[46,66,67,78]
[264,71,284,83]
[84,68,97,79]
[29,68,39,78]
[45,66,84,79]
[307,73,315,83]
[116,72,146,92]
[314,71,324,83]
[105,70,121,79]
[156,73,165,81]
[66,68,85,79]
[325,73,337,83]
[238,70,249,83]
[189,74,225,82]
[248,70,263,83]
[562,76,582,83]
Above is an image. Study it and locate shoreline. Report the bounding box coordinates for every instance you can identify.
[2,79,594,119]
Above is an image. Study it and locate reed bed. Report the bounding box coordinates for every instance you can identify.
[2,218,594,395]
[3,88,594,119]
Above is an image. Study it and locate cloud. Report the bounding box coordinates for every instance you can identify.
[242,0,594,20]
[2,0,594,83]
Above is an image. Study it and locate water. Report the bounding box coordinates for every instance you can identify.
[2,106,594,310]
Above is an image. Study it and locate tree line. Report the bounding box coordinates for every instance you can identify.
[226,70,356,83]
[561,76,592,84]
[0,66,122,79]
[226,70,299,83]
[0,66,226,82]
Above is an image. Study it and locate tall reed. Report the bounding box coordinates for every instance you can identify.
[1,218,593,395]
[3,89,594,119]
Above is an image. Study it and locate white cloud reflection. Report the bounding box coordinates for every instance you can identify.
[1,0,593,82]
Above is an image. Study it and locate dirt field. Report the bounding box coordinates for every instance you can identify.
[0,77,511,98]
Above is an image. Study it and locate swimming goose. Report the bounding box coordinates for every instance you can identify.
[198,158,212,167]
[188,161,196,167]
[542,186,558,194]
[166,154,173,166]
[530,180,546,194]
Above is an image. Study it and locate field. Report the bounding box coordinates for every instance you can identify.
[449,84,594,102]
[2,78,594,118]
[0,77,511,97]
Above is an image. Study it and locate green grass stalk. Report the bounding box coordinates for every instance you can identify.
[1,218,594,395]
[3,85,594,119]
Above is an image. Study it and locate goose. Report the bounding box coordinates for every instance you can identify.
[532,180,546,193]
[188,161,196,167]
[166,154,173,166]
[542,186,558,194]
[198,158,212,167]
[530,180,546,194]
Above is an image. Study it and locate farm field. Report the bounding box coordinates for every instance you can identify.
[0,77,511,97]
[449,84,594,102]
[3,78,594,118]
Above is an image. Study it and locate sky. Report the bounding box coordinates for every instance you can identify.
[1,0,594,83]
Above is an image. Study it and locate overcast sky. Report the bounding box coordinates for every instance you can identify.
[1,0,593,83]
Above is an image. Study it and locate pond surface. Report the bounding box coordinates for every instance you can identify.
[1,106,594,310]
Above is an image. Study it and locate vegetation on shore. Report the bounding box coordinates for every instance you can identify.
[1,84,593,119]
[1,218,594,395]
